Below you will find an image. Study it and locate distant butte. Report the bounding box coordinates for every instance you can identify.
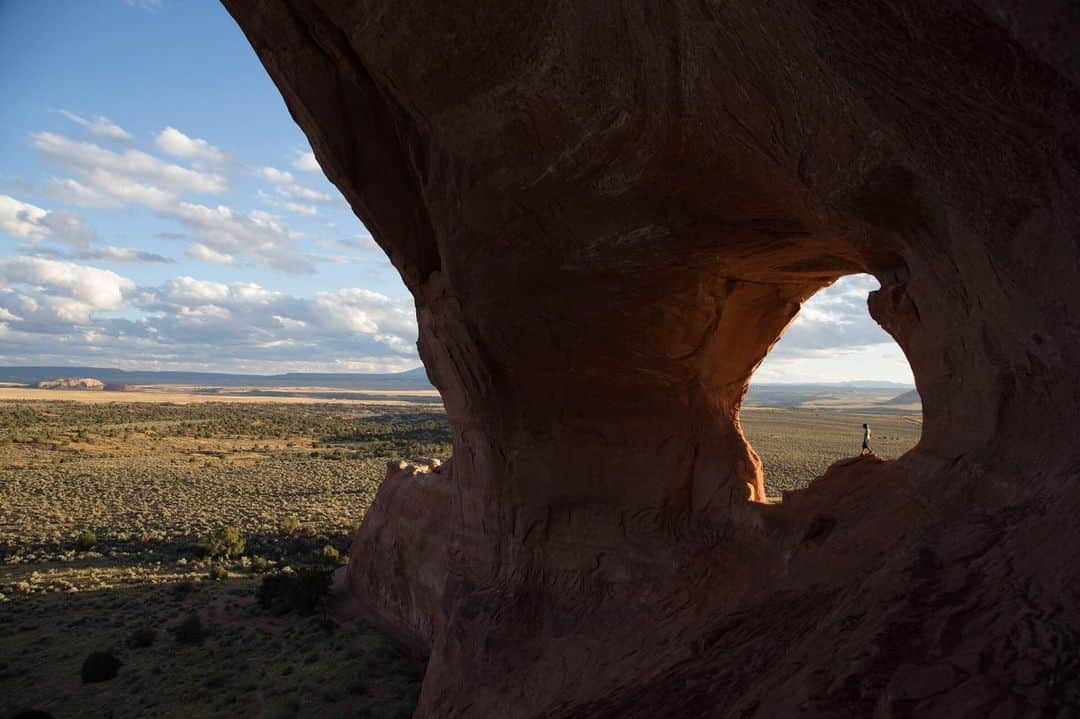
[34,377,104,391]
[223,2,1080,716]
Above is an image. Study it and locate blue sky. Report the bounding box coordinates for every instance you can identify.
[0,0,913,384]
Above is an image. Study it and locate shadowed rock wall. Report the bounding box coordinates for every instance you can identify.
[223,1,1080,715]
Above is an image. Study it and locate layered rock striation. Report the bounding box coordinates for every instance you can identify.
[223,1,1080,716]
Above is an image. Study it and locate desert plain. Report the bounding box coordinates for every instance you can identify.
[0,386,920,718]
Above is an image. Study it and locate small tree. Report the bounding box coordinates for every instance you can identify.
[74,530,97,551]
[198,526,245,558]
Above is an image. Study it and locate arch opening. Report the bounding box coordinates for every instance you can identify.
[738,273,923,500]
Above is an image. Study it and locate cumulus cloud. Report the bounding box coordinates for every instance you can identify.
[0,257,135,327]
[155,126,226,165]
[33,209,96,249]
[185,242,237,266]
[769,274,894,358]
[33,131,226,197]
[172,203,313,273]
[751,274,914,384]
[257,165,334,203]
[24,119,363,273]
[0,195,49,238]
[29,130,324,272]
[44,177,120,208]
[133,278,416,351]
[1,195,174,265]
[257,190,317,216]
[57,110,134,142]
[105,277,418,370]
[292,150,321,173]
[256,167,294,184]
[0,261,418,373]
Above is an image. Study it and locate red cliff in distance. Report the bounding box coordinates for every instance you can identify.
[223,2,1080,716]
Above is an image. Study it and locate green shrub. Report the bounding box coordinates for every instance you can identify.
[208,563,228,581]
[74,530,97,551]
[257,569,332,616]
[173,580,197,599]
[127,627,157,648]
[173,613,206,646]
[197,526,245,559]
[81,650,121,683]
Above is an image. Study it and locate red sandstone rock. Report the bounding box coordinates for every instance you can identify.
[34,377,104,390]
[223,1,1080,716]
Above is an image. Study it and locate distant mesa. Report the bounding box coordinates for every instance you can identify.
[34,377,105,391]
[883,389,920,405]
[0,366,434,391]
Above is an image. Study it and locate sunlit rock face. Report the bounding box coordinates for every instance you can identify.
[224,1,1080,715]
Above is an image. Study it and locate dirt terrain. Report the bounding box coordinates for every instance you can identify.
[740,408,921,495]
[0,398,918,718]
[0,399,447,719]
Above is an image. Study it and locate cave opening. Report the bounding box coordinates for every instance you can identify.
[739,273,923,500]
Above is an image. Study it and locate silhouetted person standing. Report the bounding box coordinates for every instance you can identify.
[861,423,872,455]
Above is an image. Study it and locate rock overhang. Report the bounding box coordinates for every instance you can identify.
[223,1,1080,715]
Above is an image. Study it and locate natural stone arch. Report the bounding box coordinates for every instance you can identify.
[741,272,923,497]
[223,2,1080,716]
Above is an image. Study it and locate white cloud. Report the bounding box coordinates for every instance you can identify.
[120,277,418,369]
[44,178,120,208]
[1,196,174,265]
[78,246,173,264]
[57,110,134,142]
[752,274,913,384]
[33,209,96,249]
[257,189,317,216]
[0,267,420,373]
[32,131,226,196]
[257,165,334,203]
[0,195,49,238]
[30,130,335,273]
[314,288,397,334]
[161,276,232,305]
[45,171,176,209]
[173,202,313,273]
[0,257,134,326]
[770,275,894,356]
[292,151,321,172]
[274,315,307,330]
[155,126,226,165]
[283,183,332,203]
[184,243,237,266]
[0,257,133,310]
[256,166,295,184]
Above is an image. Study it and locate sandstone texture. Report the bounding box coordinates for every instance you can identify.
[223,1,1080,716]
[34,378,104,391]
